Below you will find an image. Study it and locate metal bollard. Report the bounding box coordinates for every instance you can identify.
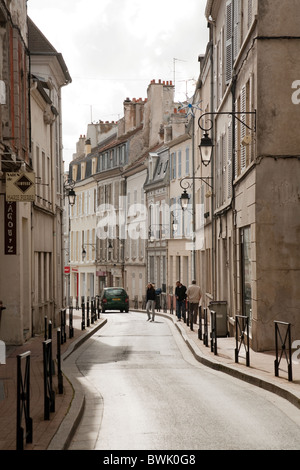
[81,298,85,330]
[198,306,202,340]
[86,297,90,327]
[16,351,33,450]
[60,309,66,344]
[210,310,217,355]
[69,305,74,338]
[57,329,63,394]
[274,321,292,381]
[43,339,55,420]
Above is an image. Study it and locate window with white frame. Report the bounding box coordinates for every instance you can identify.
[185,147,190,175]
[225,0,241,84]
[234,77,254,178]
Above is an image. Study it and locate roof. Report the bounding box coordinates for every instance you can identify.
[27,17,72,85]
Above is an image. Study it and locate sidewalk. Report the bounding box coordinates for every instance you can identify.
[0,311,107,451]
[0,308,299,450]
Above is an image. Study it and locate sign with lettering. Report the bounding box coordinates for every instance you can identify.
[4,201,17,255]
[6,172,35,202]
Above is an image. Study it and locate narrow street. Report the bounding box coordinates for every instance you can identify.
[68,312,300,450]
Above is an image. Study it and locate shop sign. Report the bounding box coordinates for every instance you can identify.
[6,172,35,202]
[4,201,17,255]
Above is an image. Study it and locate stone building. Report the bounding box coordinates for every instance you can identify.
[29,17,71,334]
[0,3,71,345]
[0,0,71,344]
[200,0,300,350]
[0,0,31,344]
[68,80,178,303]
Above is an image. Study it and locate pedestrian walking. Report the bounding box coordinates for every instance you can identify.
[186,280,202,324]
[175,281,187,321]
[146,283,156,322]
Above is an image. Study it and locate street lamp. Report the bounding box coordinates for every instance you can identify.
[171,212,179,234]
[180,189,190,211]
[68,188,76,206]
[64,178,76,206]
[148,224,170,242]
[180,109,257,208]
[199,132,213,167]
[198,110,256,167]
[82,243,96,260]
[180,176,213,210]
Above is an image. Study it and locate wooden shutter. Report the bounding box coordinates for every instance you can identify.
[234,98,239,179]
[227,122,233,199]
[233,0,241,61]
[248,0,253,29]
[240,85,246,172]
[225,0,233,84]
[222,134,227,205]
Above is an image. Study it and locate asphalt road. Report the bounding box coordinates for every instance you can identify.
[68,311,300,450]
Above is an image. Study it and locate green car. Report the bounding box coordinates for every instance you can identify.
[100,287,129,313]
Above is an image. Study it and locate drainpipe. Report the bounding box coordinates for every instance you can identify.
[208,21,216,301]
[231,75,238,316]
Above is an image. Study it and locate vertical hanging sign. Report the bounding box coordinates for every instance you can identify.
[4,201,17,255]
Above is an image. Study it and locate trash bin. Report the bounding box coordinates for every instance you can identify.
[209,301,228,337]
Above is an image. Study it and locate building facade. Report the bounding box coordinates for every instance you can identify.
[29,17,71,334]
[0,1,31,344]
[0,4,71,344]
[202,0,300,350]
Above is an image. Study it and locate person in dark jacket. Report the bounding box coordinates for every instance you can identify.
[146,283,156,322]
[175,281,187,321]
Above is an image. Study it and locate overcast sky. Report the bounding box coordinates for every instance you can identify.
[27,0,209,167]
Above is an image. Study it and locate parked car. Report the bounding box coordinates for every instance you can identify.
[100,287,129,313]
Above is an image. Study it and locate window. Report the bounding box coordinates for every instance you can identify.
[81,163,86,179]
[248,0,253,29]
[185,148,190,175]
[227,122,233,199]
[92,158,97,174]
[234,78,254,178]
[171,152,176,179]
[225,0,241,84]
[225,0,233,84]
[178,150,182,178]
[240,226,252,326]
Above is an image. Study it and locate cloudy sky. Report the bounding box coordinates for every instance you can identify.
[27,0,209,167]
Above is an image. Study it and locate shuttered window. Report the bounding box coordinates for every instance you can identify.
[225,0,233,84]
[248,0,253,29]
[225,0,242,83]
[233,0,241,61]
[227,122,233,199]
[240,85,247,173]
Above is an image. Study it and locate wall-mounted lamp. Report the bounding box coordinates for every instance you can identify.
[148,224,169,242]
[171,212,178,233]
[82,243,96,260]
[179,176,213,210]
[198,110,256,167]
[199,132,213,167]
[64,178,76,206]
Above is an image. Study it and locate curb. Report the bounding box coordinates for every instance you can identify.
[48,311,300,450]
[47,318,107,450]
[135,309,300,411]
[173,316,300,411]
